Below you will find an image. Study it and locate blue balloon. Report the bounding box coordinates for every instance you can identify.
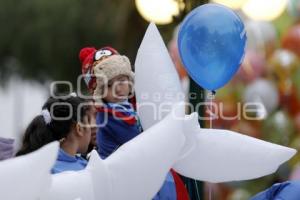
[178,4,247,90]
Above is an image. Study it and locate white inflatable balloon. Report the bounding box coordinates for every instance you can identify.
[0,142,58,200]
[42,149,112,200]
[135,23,297,183]
[42,103,187,200]
[135,22,185,130]
[42,167,96,200]
[173,113,296,183]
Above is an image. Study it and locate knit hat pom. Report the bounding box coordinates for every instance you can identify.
[79,47,97,63]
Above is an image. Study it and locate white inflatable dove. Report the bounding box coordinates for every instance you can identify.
[134,22,297,183]
[42,103,187,200]
[0,142,58,200]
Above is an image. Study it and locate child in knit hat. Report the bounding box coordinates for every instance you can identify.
[79,46,181,200]
[79,46,139,158]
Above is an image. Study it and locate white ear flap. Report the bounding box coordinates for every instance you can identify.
[0,142,58,200]
[121,55,131,66]
[93,79,105,104]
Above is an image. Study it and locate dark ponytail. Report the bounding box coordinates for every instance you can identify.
[16,95,90,156]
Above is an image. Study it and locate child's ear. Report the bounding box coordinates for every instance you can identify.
[76,123,84,137]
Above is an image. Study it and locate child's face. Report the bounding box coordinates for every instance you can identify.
[77,113,93,154]
[103,75,131,103]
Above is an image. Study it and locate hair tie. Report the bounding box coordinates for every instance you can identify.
[70,92,77,97]
[41,109,52,124]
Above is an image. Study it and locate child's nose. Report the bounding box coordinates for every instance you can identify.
[115,84,122,92]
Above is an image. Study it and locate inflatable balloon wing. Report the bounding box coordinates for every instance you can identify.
[135,23,297,183]
[173,113,296,183]
[135,22,185,130]
[0,142,58,200]
[41,166,96,200]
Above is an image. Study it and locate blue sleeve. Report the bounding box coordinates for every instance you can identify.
[106,115,140,144]
[251,181,300,200]
[51,168,59,174]
[97,112,141,145]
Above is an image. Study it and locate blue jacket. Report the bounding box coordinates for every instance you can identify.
[251,181,300,200]
[96,101,177,200]
[51,148,87,174]
[96,101,142,159]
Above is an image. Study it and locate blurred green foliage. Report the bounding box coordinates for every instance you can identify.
[0,0,183,88]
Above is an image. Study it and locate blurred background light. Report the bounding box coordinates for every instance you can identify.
[242,0,288,21]
[135,0,185,24]
[211,0,248,9]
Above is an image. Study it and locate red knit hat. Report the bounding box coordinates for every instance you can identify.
[79,46,119,92]
[79,46,134,102]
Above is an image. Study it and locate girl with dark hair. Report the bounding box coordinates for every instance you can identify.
[17,95,93,174]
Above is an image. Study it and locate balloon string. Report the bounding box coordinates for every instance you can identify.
[209,185,213,200]
[209,96,213,129]
[209,90,215,129]
[208,90,215,200]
